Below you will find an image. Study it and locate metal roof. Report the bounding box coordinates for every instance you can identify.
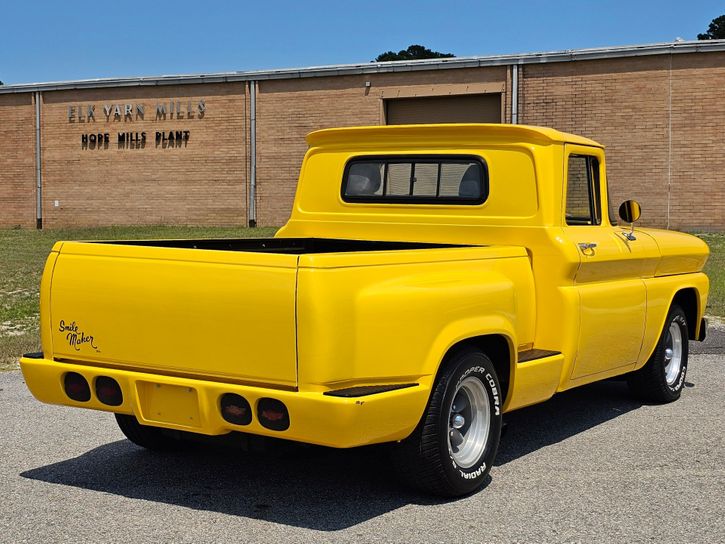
[1,39,724,94]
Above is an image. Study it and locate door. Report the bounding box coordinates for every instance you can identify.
[561,145,657,379]
[385,94,502,124]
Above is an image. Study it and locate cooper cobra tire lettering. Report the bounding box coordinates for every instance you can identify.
[486,373,501,416]
[391,347,502,496]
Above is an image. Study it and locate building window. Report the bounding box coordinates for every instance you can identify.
[342,156,488,205]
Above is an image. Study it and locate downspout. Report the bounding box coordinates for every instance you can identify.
[34,91,43,229]
[666,51,672,229]
[249,80,257,228]
[511,64,519,124]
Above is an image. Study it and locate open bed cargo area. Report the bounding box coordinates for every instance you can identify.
[100,237,468,254]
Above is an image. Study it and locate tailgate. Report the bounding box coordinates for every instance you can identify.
[47,242,299,388]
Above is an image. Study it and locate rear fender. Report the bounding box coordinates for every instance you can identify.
[401,315,518,433]
[422,316,517,388]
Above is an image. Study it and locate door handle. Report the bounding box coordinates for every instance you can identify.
[578,242,597,255]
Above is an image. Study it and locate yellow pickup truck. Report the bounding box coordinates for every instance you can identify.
[20,124,709,497]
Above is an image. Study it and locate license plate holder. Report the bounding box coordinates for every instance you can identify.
[137,382,201,428]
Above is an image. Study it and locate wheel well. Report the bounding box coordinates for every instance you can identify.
[672,288,699,340]
[439,335,512,404]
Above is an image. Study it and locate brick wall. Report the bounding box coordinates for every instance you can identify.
[0,94,36,228]
[39,83,247,227]
[255,67,507,226]
[519,52,725,230]
[521,55,671,227]
[255,75,380,227]
[1,52,723,230]
[669,53,725,231]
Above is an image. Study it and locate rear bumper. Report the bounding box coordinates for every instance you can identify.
[20,357,428,448]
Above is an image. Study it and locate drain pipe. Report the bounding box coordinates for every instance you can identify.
[34,91,43,229]
[249,80,257,228]
[511,64,519,124]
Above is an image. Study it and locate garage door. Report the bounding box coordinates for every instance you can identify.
[385,94,502,124]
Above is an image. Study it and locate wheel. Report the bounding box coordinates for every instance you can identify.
[115,414,192,451]
[392,347,502,497]
[628,304,689,403]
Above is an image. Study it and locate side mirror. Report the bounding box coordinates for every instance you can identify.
[618,199,641,224]
[618,200,641,241]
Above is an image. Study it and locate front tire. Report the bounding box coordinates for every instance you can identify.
[628,304,689,403]
[392,348,502,497]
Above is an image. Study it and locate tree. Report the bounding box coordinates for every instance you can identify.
[698,15,725,40]
[374,44,455,62]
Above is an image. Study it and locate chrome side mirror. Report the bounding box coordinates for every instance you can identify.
[618,199,641,241]
[618,199,641,223]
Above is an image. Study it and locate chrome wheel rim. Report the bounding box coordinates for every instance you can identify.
[664,321,683,386]
[447,376,490,469]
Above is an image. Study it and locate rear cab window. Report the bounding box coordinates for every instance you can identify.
[342,156,488,205]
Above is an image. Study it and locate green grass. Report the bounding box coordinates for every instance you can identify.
[0,225,276,369]
[1,227,722,371]
[698,233,725,318]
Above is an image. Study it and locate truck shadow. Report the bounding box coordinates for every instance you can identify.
[21,380,644,530]
[21,438,428,530]
[495,379,643,465]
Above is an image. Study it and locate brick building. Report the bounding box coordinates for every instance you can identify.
[1,40,723,230]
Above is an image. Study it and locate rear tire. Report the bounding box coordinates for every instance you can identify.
[115,414,192,451]
[392,348,502,497]
[628,304,689,403]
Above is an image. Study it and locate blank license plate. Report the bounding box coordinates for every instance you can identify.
[137,382,201,428]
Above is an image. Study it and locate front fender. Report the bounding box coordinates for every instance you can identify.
[638,273,709,369]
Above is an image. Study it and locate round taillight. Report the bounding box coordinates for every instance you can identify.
[257,398,290,431]
[95,376,123,406]
[64,372,91,402]
[220,393,252,425]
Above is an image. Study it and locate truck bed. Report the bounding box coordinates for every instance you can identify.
[44,238,530,389]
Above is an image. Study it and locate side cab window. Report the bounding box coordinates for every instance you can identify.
[566,155,601,226]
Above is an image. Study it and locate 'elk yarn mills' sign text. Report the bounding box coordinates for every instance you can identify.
[68,99,206,149]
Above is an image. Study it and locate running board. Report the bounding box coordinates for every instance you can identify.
[517,349,562,363]
[507,350,565,411]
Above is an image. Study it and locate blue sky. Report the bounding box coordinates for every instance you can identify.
[1,1,722,84]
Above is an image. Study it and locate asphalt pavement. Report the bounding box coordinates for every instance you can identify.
[1,325,723,543]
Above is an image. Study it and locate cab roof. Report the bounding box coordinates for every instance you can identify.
[307,123,602,148]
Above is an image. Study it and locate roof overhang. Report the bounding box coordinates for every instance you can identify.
[306,123,603,148]
[1,40,724,95]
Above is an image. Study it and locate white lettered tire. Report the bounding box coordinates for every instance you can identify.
[392,347,502,496]
[628,304,689,403]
